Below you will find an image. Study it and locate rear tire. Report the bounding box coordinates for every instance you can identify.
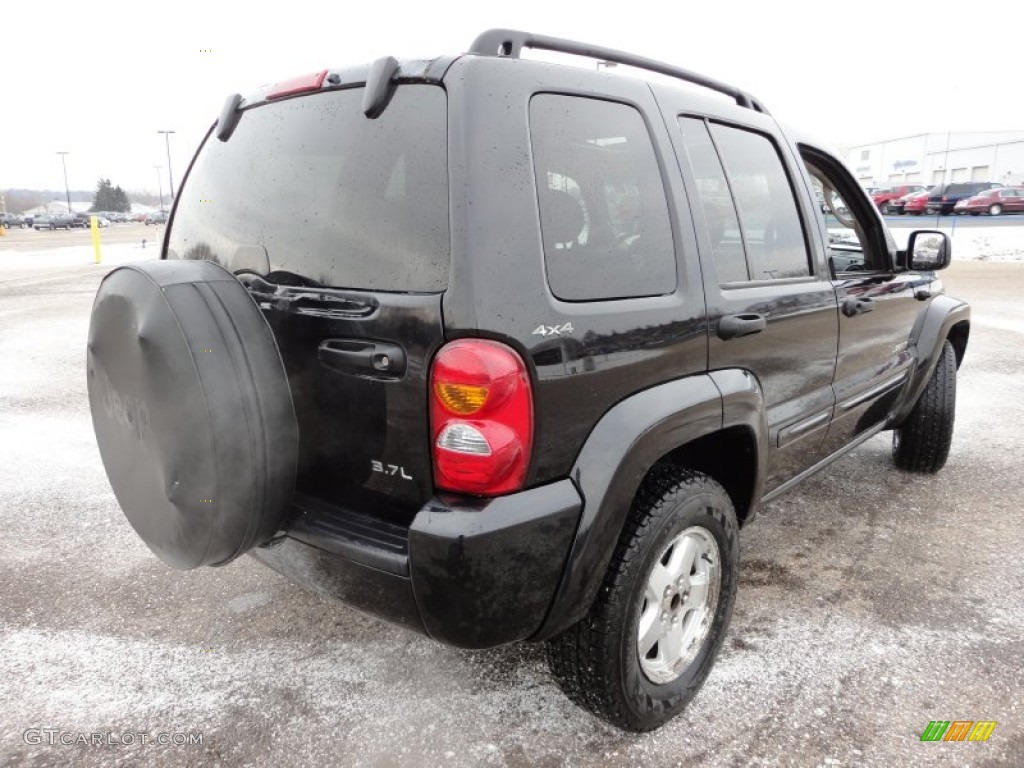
[989,204,1002,216]
[546,467,738,731]
[893,341,956,473]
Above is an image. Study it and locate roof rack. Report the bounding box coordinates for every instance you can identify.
[469,29,769,115]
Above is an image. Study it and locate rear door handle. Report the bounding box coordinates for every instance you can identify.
[717,313,766,340]
[842,297,875,317]
[319,339,406,380]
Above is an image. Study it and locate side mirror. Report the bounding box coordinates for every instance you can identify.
[907,230,951,271]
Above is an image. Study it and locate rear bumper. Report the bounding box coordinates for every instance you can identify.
[250,479,583,648]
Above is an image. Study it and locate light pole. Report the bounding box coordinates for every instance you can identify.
[157,130,175,200]
[155,165,164,211]
[56,151,72,214]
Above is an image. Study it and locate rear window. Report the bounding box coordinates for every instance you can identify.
[167,84,449,292]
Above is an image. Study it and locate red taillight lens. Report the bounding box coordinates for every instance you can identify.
[430,339,533,496]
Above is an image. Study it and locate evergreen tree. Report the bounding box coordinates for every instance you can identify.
[91,179,114,211]
[112,185,131,212]
[91,179,132,212]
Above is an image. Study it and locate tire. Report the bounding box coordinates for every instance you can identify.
[880,203,892,215]
[88,259,299,569]
[893,341,956,473]
[546,467,739,731]
[989,204,1002,216]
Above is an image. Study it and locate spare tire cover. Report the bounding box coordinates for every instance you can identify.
[87,260,298,569]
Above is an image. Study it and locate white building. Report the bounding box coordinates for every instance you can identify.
[845,131,1024,189]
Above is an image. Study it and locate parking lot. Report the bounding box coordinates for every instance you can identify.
[0,251,1021,766]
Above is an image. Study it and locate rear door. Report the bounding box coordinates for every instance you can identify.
[166,83,450,525]
[1009,189,1024,212]
[656,92,840,491]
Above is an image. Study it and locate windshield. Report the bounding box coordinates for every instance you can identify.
[167,84,449,292]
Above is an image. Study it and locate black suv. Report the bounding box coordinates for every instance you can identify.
[926,181,1002,215]
[87,30,970,732]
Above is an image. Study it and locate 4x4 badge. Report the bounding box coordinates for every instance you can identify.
[533,323,574,338]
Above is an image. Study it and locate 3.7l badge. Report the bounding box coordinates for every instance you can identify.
[371,460,413,480]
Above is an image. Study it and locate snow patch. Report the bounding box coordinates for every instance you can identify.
[888,224,1024,261]
[0,243,155,269]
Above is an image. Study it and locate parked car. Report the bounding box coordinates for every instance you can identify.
[902,189,934,215]
[144,211,168,225]
[926,181,1003,215]
[871,184,925,214]
[0,212,26,229]
[86,29,970,733]
[33,214,74,230]
[72,212,112,228]
[956,187,1024,216]
[887,190,918,215]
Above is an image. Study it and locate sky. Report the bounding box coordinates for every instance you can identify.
[2,0,1020,197]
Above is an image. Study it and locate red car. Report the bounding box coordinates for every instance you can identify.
[957,187,1024,216]
[871,184,925,214]
[902,189,934,215]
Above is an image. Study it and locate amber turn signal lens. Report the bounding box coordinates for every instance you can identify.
[434,382,489,415]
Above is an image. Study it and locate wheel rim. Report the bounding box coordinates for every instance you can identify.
[637,526,721,685]
[990,205,1002,216]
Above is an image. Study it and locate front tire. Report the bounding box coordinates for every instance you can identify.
[893,341,956,472]
[546,467,739,731]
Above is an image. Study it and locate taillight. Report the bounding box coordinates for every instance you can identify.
[267,69,328,100]
[430,340,533,496]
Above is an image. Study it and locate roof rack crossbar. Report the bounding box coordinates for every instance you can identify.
[468,28,769,115]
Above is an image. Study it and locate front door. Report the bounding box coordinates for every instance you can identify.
[798,146,932,456]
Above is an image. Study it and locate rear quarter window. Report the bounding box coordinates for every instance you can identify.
[529,94,677,302]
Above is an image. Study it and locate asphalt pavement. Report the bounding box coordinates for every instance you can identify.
[0,222,164,251]
[0,256,1021,767]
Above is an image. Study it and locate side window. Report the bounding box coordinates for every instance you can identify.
[710,124,810,281]
[677,118,748,283]
[801,147,887,274]
[530,94,677,301]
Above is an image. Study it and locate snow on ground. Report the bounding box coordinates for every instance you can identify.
[844,224,1024,261]
[0,243,156,269]
[886,223,1024,261]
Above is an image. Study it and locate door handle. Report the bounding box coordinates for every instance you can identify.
[319,339,406,380]
[717,313,766,340]
[842,297,875,317]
